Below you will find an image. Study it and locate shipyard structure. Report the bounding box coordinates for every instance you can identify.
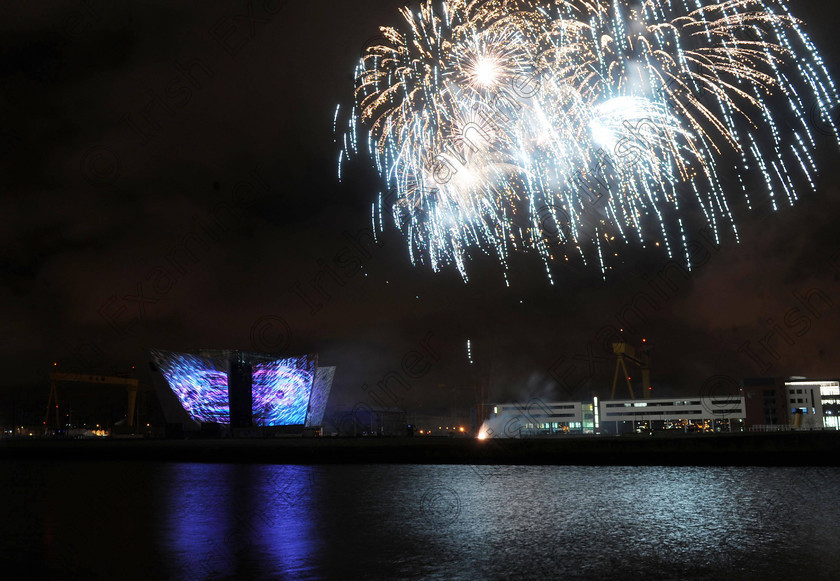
[149,349,335,434]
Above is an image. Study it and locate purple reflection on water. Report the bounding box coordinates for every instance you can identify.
[164,464,318,580]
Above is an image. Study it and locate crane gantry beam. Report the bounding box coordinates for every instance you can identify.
[610,342,652,400]
[45,372,140,430]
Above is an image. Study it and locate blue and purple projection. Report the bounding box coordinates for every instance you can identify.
[151,349,334,427]
[152,352,231,424]
[252,357,315,427]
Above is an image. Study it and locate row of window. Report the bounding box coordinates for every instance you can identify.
[496,406,577,413]
[606,400,703,408]
[521,421,596,429]
[505,413,577,419]
[603,410,707,417]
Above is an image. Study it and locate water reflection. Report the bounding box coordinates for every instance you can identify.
[1,462,839,580]
[163,464,317,580]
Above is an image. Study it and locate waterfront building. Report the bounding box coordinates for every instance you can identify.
[487,401,596,436]
[784,378,840,430]
[742,377,789,430]
[598,396,745,433]
[149,349,335,433]
[742,377,840,431]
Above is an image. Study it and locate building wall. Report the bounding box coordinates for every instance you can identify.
[494,401,583,424]
[784,379,839,430]
[488,402,595,434]
[599,396,745,424]
[820,382,840,430]
[742,377,788,429]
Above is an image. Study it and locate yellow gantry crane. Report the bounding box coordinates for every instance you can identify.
[44,372,140,430]
[610,342,652,400]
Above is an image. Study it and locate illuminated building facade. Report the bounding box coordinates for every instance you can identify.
[784,379,839,430]
[149,349,334,429]
[599,396,746,433]
[743,377,840,430]
[487,402,596,436]
[486,379,840,437]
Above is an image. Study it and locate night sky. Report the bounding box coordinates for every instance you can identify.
[3,0,840,422]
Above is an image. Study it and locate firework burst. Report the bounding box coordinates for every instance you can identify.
[339,0,839,284]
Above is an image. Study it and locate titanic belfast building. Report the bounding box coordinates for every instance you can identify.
[149,349,335,430]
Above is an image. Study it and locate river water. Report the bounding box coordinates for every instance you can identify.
[1,462,838,579]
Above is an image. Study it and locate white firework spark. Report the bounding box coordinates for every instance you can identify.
[341,0,839,284]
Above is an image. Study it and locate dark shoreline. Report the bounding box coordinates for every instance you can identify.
[2,431,840,465]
